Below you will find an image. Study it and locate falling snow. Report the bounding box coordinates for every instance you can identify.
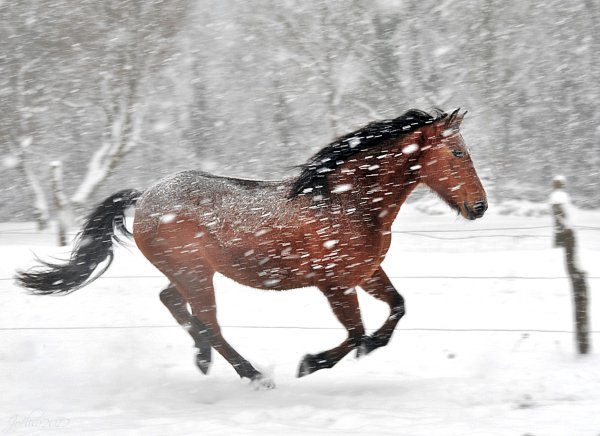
[331,184,353,194]
[2,1,600,434]
[2,205,600,435]
[323,240,339,249]
[401,143,420,154]
[160,213,177,224]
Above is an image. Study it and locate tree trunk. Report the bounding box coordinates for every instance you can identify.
[50,161,70,246]
[17,138,49,230]
[70,76,143,211]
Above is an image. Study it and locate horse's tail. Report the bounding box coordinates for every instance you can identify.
[16,189,142,295]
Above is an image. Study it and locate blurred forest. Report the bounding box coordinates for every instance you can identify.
[1,0,599,224]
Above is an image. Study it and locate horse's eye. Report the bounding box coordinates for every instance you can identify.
[452,149,465,158]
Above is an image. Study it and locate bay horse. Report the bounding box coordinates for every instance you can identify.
[16,108,487,388]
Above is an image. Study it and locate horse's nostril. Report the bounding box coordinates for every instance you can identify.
[474,201,487,215]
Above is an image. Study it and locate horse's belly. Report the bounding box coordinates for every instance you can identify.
[212,244,382,291]
[213,251,314,291]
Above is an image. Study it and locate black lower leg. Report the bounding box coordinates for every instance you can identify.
[359,269,405,356]
[181,274,269,385]
[298,335,362,377]
[209,332,264,381]
[298,287,364,377]
[159,284,212,373]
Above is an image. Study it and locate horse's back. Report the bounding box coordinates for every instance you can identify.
[137,170,285,213]
[131,169,309,288]
[132,170,292,248]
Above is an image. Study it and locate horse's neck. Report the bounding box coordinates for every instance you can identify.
[329,145,420,229]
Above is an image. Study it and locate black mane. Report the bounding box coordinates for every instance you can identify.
[289,109,447,198]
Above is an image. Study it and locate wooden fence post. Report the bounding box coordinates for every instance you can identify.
[50,161,69,247]
[550,176,590,354]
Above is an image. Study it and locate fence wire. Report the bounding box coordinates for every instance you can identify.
[1,324,599,334]
[2,223,598,335]
[1,224,599,238]
[2,275,600,282]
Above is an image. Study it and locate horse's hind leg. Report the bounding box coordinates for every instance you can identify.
[159,284,212,374]
[358,267,405,356]
[298,286,365,377]
[174,271,273,387]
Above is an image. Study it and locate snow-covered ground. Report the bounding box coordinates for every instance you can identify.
[1,203,599,435]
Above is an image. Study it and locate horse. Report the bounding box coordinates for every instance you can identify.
[16,108,487,389]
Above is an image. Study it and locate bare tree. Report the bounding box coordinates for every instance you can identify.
[243,0,376,139]
[2,0,600,219]
[1,14,51,229]
[70,1,190,210]
[1,0,191,224]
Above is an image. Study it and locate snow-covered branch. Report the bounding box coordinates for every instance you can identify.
[71,88,145,207]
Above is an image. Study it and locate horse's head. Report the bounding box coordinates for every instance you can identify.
[416,109,487,220]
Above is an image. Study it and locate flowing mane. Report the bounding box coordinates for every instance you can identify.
[289,109,448,198]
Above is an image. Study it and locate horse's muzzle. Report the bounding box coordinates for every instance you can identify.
[464,200,487,220]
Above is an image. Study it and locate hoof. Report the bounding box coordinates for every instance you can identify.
[195,352,211,375]
[297,354,319,378]
[251,376,276,390]
[356,336,376,358]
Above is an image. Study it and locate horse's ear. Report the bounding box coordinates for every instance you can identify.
[442,108,467,132]
[445,108,460,127]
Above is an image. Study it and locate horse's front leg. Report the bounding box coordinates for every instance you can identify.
[357,267,405,356]
[298,286,365,377]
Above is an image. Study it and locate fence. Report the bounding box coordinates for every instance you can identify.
[1,222,598,339]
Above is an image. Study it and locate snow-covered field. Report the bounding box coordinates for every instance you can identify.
[1,203,599,435]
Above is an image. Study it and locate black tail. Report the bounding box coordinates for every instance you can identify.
[15,189,142,295]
